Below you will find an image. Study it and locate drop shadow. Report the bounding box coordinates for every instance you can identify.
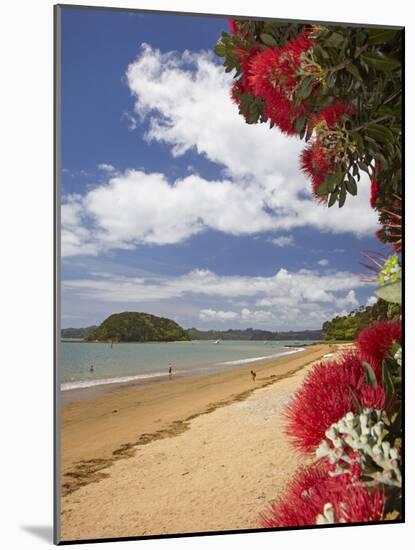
[21,525,54,543]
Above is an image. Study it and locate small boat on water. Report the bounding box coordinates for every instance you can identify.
[214,339,221,344]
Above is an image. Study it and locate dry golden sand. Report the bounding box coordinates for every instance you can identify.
[60,343,339,541]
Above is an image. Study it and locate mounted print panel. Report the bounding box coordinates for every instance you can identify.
[54,4,404,544]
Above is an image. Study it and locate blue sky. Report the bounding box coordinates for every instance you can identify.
[60,6,380,330]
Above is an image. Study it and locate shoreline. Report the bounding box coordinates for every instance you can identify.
[73,339,192,344]
[60,344,307,400]
[60,344,332,499]
[61,338,322,344]
[60,342,341,540]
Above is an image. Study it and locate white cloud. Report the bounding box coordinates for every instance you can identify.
[64,267,368,303]
[366,295,377,307]
[98,163,115,172]
[126,45,378,230]
[240,308,276,323]
[335,290,359,309]
[199,309,238,322]
[62,44,379,257]
[121,111,138,131]
[271,235,295,247]
[61,195,100,257]
[318,259,329,267]
[61,170,281,256]
[199,307,276,325]
[63,267,370,329]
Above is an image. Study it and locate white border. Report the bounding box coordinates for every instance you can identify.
[1,1,413,548]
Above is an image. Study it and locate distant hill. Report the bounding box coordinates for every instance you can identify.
[61,322,322,342]
[322,299,400,341]
[84,312,190,343]
[61,325,98,339]
[186,327,322,341]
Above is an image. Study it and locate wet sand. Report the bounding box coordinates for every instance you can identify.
[60,343,336,541]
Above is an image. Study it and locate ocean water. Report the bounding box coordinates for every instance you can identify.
[59,340,311,391]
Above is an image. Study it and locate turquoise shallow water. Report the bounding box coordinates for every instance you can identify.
[60,339,312,390]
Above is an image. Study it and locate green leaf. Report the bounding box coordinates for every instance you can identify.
[357,160,369,173]
[363,361,378,387]
[338,185,347,207]
[375,281,402,304]
[326,71,337,89]
[246,102,260,124]
[325,31,344,48]
[214,43,226,57]
[315,180,329,196]
[365,123,395,144]
[350,131,364,151]
[345,64,362,81]
[332,169,344,189]
[304,122,313,141]
[296,76,314,100]
[321,169,343,196]
[355,31,367,47]
[346,175,358,195]
[367,29,399,45]
[382,362,395,396]
[294,115,306,134]
[260,33,277,47]
[328,189,339,207]
[361,51,400,72]
[324,173,338,193]
[313,44,329,63]
[377,105,398,117]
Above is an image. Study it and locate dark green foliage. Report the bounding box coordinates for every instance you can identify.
[322,298,400,341]
[186,328,322,341]
[85,312,190,343]
[61,326,98,339]
[215,21,402,207]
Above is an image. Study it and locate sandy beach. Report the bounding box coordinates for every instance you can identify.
[60,343,341,541]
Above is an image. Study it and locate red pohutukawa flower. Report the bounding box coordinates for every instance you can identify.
[358,384,388,409]
[302,103,352,199]
[260,464,385,528]
[284,353,385,453]
[247,30,316,135]
[261,464,328,527]
[285,28,316,58]
[312,101,353,129]
[263,90,306,135]
[235,44,262,96]
[370,180,381,208]
[231,45,263,118]
[228,18,237,34]
[300,139,332,200]
[356,321,402,378]
[230,60,258,119]
[328,481,385,524]
[249,33,311,97]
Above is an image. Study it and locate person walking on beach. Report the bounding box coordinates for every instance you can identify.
[250,370,256,382]
[168,363,173,379]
